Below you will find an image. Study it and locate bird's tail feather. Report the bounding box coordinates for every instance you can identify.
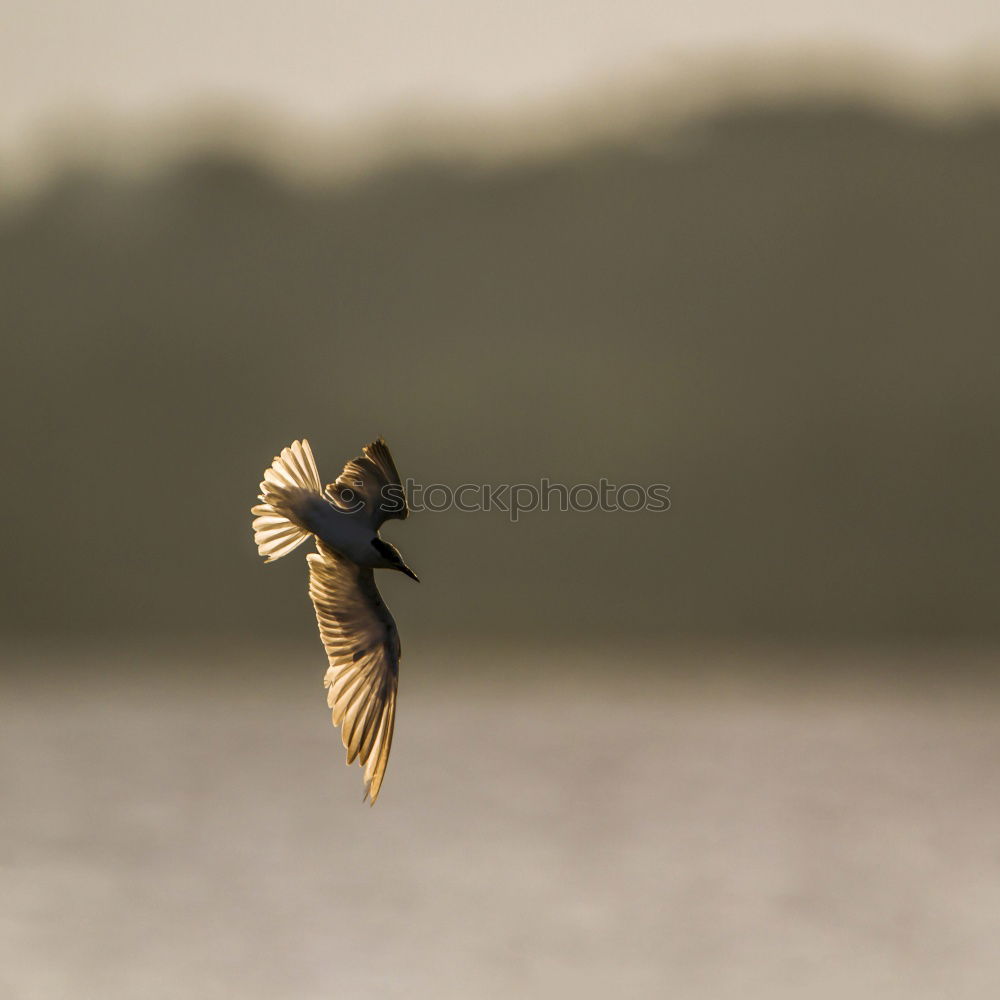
[252,439,323,562]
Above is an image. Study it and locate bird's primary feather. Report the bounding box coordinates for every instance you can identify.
[307,542,400,803]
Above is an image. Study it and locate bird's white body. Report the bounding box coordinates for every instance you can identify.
[295,495,384,566]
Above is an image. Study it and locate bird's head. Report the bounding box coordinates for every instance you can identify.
[371,537,420,581]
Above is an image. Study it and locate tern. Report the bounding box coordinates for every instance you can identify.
[251,438,417,803]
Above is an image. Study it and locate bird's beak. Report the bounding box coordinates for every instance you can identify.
[400,564,420,582]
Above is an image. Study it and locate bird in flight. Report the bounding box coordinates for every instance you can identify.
[251,438,418,803]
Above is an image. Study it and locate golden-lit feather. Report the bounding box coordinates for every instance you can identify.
[252,439,323,562]
[307,542,400,803]
[327,435,409,527]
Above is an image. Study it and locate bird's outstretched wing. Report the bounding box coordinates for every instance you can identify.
[326,436,408,529]
[306,543,400,803]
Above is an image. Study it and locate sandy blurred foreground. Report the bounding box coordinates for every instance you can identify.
[2,644,999,999]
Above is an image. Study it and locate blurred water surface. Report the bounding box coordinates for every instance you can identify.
[3,644,999,999]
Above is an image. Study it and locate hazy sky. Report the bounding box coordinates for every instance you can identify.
[3,0,999,153]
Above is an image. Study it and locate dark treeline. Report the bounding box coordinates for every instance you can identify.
[2,103,999,645]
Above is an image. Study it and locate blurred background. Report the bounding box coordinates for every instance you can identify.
[3,2,1000,998]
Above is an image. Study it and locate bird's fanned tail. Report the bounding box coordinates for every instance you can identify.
[252,439,323,562]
